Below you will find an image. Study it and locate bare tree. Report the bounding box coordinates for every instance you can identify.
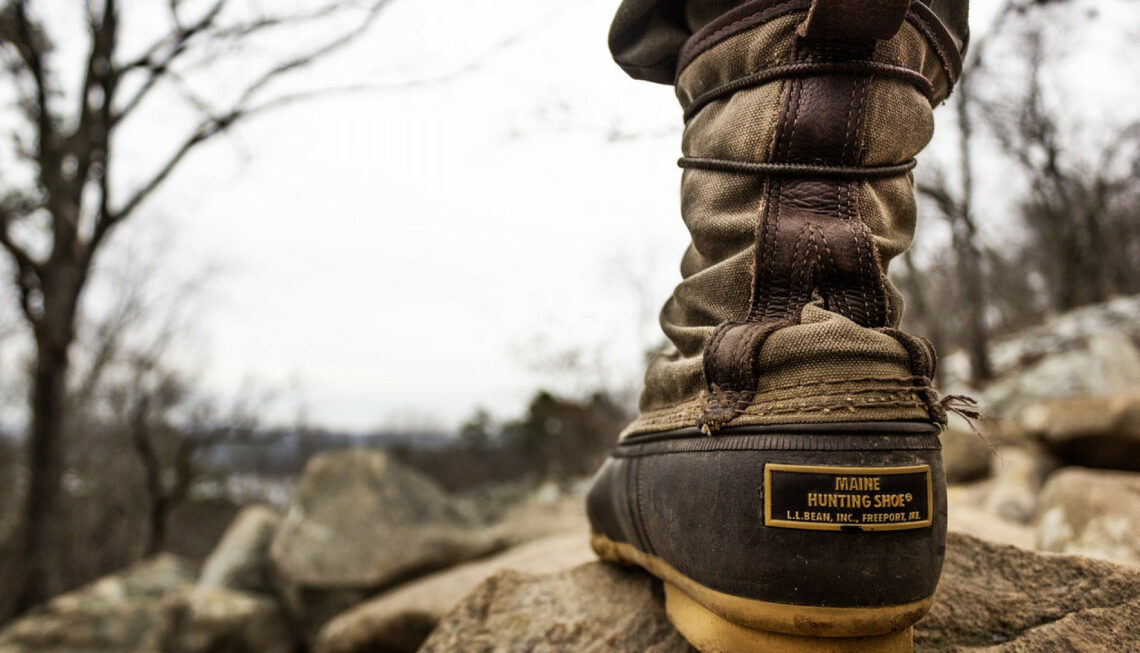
[914,0,1044,385]
[0,0,392,612]
[984,28,1140,311]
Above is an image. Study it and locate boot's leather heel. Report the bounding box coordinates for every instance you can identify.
[587,422,946,653]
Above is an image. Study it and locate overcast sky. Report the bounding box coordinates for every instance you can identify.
[103,0,688,432]
[3,0,1136,433]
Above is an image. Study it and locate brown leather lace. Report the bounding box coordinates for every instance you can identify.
[678,157,916,178]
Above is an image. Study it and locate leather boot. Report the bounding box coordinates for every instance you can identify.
[587,1,964,651]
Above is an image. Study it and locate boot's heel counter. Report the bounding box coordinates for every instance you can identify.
[606,429,947,612]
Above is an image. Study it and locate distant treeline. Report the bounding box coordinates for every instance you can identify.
[391,390,630,492]
[195,429,455,477]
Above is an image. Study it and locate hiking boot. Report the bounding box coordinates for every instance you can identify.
[588,1,966,650]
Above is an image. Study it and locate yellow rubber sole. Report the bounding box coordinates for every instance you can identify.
[590,532,929,652]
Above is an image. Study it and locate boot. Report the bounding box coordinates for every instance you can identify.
[587,1,965,651]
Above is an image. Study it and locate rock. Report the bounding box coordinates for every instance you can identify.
[0,555,300,653]
[1021,393,1140,471]
[419,564,692,652]
[941,420,994,483]
[948,505,1035,550]
[982,446,1051,524]
[162,587,295,653]
[1036,467,1140,566]
[269,449,502,642]
[316,531,595,653]
[942,295,1140,418]
[0,554,192,652]
[199,504,281,594]
[917,533,1140,651]
[421,533,1140,652]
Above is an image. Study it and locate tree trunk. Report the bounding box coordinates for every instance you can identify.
[128,396,167,556]
[16,259,84,614]
[17,338,70,612]
[953,85,994,386]
[145,496,168,556]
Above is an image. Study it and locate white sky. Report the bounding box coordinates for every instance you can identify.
[105,0,688,432]
[3,0,1136,433]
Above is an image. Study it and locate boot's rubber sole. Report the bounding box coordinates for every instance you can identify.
[590,532,929,652]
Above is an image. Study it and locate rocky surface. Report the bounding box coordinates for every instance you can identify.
[316,531,595,653]
[946,501,1035,551]
[1021,393,1140,470]
[269,449,504,642]
[917,533,1140,651]
[199,504,281,594]
[162,587,295,653]
[0,555,192,653]
[942,295,1140,418]
[419,563,691,652]
[423,533,1140,652]
[982,446,1051,524]
[1036,467,1140,566]
[0,555,292,653]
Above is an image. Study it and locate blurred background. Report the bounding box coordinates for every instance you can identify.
[0,0,1138,651]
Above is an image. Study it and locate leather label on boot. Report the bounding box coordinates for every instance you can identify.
[763,464,933,532]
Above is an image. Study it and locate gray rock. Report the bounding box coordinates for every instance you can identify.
[1021,393,1140,471]
[0,554,193,653]
[316,531,595,653]
[941,422,994,483]
[985,329,1140,418]
[162,587,295,653]
[421,533,1140,652]
[0,554,297,653]
[199,504,281,594]
[918,533,1140,651]
[982,447,1051,524]
[419,564,693,652]
[948,504,1035,550]
[941,296,1140,418]
[1036,467,1140,566]
[269,449,502,643]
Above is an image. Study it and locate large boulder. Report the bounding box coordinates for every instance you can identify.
[1036,467,1140,566]
[941,295,1140,418]
[0,555,295,653]
[316,531,595,653]
[0,554,193,652]
[421,533,1140,652]
[1021,393,1140,471]
[917,533,1140,650]
[199,504,281,594]
[269,449,503,642]
[419,564,691,652]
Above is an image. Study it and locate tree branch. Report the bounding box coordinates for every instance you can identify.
[5,1,56,182]
[113,0,226,126]
[104,0,395,229]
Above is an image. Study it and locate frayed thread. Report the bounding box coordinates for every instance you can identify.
[940,394,982,423]
[939,393,997,456]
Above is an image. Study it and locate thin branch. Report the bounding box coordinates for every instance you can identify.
[113,0,226,126]
[7,2,55,181]
[105,0,395,228]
